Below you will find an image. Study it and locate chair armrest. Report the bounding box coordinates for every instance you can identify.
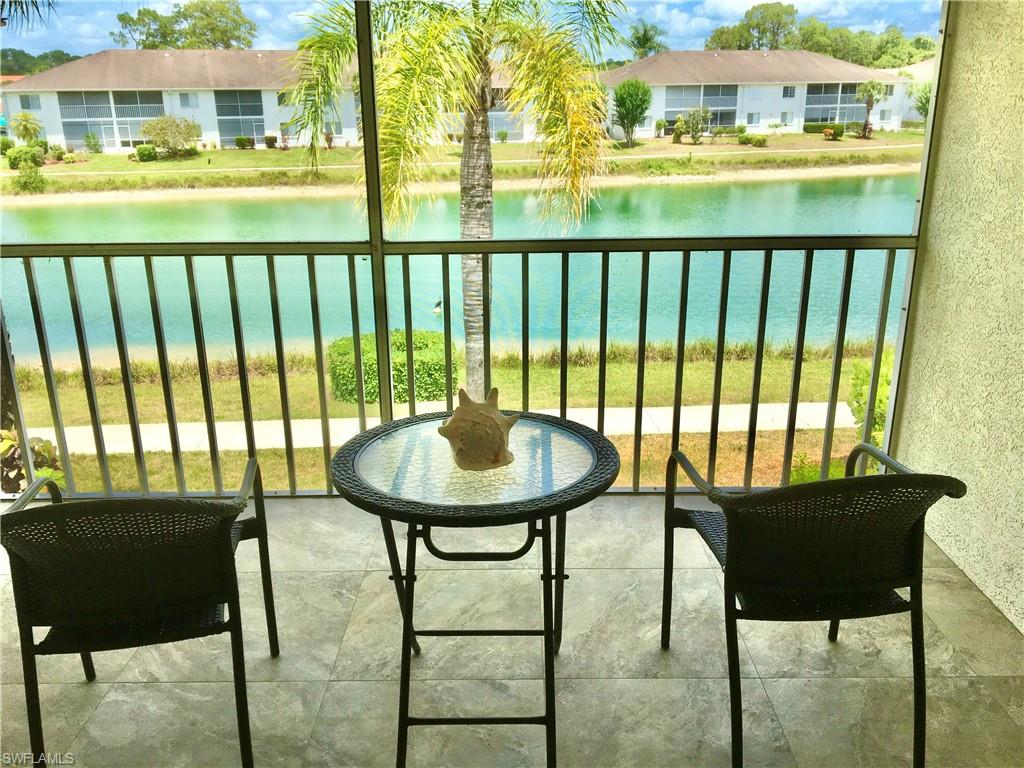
[6,476,63,514]
[665,450,713,496]
[845,443,914,477]
[233,457,262,506]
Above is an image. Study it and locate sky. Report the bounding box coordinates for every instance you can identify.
[0,0,941,59]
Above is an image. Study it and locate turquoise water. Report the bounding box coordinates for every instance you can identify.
[1,175,914,363]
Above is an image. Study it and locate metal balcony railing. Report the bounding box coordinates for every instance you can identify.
[114,104,165,119]
[1,235,913,499]
[59,105,113,120]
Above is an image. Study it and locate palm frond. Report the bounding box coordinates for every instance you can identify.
[374,9,477,227]
[551,0,626,60]
[287,2,358,178]
[502,18,609,228]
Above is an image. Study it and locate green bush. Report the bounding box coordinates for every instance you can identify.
[136,143,158,162]
[327,330,456,404]
[497,129,508,143]
[13,166,46,193]
[63,153,78,164]
[0,137,13,155]
[737,133,751,145]
[264,134,277,149]
[47,145,65,162]
[671,115,684,144]
[847,347,893,447]
[655,118,667,137]
[789,452,846,485]
[6,145,44,169]
[750,135,767,147]
[235,135,250,149]
[84,132,103,153]
[803,122,858,135]
[30,138,48,153]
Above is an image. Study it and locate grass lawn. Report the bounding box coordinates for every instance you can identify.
[63,428,860,494]
[18,356,862,428]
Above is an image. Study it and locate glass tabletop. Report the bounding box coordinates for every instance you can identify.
[354,415,597,506]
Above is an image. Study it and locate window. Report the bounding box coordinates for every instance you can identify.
[782,86,795,99]
[216,90,265,145]
[665,85,701,112]
[884,84,895,97]
[879,109,892,122]
[19,94,40,110]
[57,91,112,119]
[780,111,792,126]
[746,112,760,126]
[180,92,199,109]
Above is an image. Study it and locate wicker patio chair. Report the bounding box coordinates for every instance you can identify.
[0,458,278,768]
[661,443,966,768]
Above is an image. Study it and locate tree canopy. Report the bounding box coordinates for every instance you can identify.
[1,48,79,75]
[628,20,668,60]
[704,3,936,68]
[612,78,651,147]
[110,0,256,49]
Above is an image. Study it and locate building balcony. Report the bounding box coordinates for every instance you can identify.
[58,105,112,120]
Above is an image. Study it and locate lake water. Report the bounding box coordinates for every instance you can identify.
[1,174,915,364]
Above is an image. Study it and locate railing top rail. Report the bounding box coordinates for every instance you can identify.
[2,234,917,259]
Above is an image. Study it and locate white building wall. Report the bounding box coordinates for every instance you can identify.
[35,92,64,147]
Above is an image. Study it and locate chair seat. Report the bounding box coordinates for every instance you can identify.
[673,506,912,620]
[35,604,228,655]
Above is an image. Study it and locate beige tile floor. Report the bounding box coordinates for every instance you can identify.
[1,496,1021,767]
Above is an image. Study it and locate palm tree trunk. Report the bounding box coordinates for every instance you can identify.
[459,60,494,399]
[862,96,874,138]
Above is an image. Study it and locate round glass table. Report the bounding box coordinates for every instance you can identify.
[331,412,620,768]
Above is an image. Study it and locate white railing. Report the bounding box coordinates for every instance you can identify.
[114,104,165,119]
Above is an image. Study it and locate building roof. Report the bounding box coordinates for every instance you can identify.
[3,49,305,91]
[600,50,905,87]
[0,74,26,86]
[879,57,935,83]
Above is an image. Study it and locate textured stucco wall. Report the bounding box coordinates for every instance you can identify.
[891,1,1024,630]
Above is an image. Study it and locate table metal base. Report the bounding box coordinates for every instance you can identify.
[380,514,567,768]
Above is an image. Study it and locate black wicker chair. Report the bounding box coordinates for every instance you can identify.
[0,458,278,768]
[662,443,965,768]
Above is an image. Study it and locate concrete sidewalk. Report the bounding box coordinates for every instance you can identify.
[33,402,855,455]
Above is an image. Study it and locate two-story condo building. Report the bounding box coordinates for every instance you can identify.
[599,50,908,138]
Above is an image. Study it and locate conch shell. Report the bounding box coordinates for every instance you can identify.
[438,388,519,470]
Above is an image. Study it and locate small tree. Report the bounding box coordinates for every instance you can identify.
[856,79,887,139]
[84,132,103,153]
[672,114,685,143]
[140,115,201,155]
[912,81,932,119]
[612,78,652,148]
[655,118,667,137]
[10,112,42,144]
[683,105,711,145]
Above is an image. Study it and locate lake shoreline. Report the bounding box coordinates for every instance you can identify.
[2,162,920,208]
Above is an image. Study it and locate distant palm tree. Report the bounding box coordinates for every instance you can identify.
[290,0,622,398]
[629,20,668,60]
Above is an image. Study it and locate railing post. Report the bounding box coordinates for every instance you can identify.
[355,0,394,421]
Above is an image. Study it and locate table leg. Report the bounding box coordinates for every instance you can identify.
[541,517,558,768]
[396,523,418,768]
[381,519,421,656]
[554,512,566,654]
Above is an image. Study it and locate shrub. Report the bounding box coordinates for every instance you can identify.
[6,145,44,169]
[750,135,767,147]
[683,105,711,145]
[140,115,201,156]
[671,115,685,144]
[30,138,49,153]
[803,122,852,135]
[136,143,158,162]
[0,428,65,493]
[323,130,334,149]
[63,152,78,164]
[47,145,65,162]
[84,132,103,153]
[13,165,46,193]
[497,129,508,143]
[0,137,13,155]
[264,134,277,149]
[847,347,893,447]
[655,118,667,137]
[235,135,250,149]
[327,330,453,404]
[832,124,845,139]
[735,125,746,135]
[737,133,752,145]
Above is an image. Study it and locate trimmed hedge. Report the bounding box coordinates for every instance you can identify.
[327,330,455,404]
[803,122,859,134]
[6,145,44,170]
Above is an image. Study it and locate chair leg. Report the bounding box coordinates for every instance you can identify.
[18,626,46,766]
[911,589,926,768]
[725,603,743,768]
[661,512,675,649]
[828,619,840,642]
[229,608,254,768]
[80,652,96,681]
[253,476,280,658]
